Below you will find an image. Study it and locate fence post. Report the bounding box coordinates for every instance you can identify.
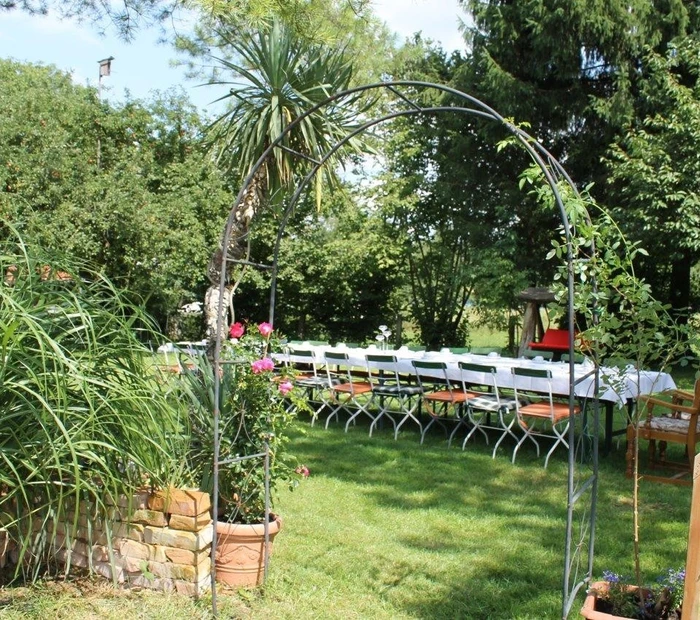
[683,453,700,617]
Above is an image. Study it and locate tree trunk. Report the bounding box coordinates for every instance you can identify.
[394,312,403,348]
[669,249,693,359]
[204,166,267,360]
[204,285,232,357]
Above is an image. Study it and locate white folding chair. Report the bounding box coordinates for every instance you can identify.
[511,367,580,468]
[324,351,374,430]
[365,354,423,439]
[286,348,332,424]
[412,360,475,445]
[456,362,520,457]
[155,342,184,375]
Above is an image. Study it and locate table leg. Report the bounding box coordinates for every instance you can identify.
[602,399,635,456]
[604,401,613,457]
[582,398,612,457]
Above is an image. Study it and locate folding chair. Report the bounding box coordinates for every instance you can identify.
[511,367,580,468]
[155,342,184,375]
[412,360,476,444]
[456,362,520,457]
[285,348,332,424]
[365,354,423,439]
[324,351,374,431]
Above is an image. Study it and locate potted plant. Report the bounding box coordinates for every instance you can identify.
[581,569,684,619]
[180,320,308,587]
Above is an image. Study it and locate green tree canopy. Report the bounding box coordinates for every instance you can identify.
[445,1,700,317]
[0,0,372,40]
[0,58,231,331]
[231,189,403,344]
[175,0,390,86]
[379,40,536,346]
[606,37,700,315]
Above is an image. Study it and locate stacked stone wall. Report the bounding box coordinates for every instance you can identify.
[0,488,212,597]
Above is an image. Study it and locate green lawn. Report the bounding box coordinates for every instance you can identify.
[0,414,692,619]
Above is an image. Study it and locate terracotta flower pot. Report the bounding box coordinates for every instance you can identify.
[214,515,282,587]
[580,581,646,619]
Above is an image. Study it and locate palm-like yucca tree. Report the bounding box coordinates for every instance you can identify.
[203,19,373,339]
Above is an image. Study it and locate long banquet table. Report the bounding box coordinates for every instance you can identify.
[282,344,676,454]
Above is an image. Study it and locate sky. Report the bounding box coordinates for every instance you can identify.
[0,0,466,114]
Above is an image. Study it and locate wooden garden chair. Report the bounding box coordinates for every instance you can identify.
[365,353,423,439]
[324,351,374,431]
[455,362,520,457]
[625,379,700,485]
[286,348,334,424]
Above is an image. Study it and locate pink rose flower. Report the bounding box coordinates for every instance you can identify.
[278,381,293,396]
[251,357,275,374]
[258,322,273,337]
[229,322,245,339]
[295,465,310,478]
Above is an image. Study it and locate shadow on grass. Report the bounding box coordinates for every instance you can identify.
[282,412,691,619]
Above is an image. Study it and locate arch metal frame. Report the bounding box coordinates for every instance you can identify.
[209,80,600,618]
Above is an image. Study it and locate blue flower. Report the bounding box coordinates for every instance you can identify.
[602,570,621,583]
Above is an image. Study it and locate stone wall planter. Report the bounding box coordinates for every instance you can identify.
[2,487,213,597]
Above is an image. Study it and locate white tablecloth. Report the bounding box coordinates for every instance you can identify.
[281,345,675,406]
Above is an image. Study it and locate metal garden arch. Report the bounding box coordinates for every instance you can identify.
[209,80,601,618]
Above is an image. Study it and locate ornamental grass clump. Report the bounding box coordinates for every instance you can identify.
[0,229,189,581]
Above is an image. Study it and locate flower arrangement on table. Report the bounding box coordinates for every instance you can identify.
[586,568,684,619]
[375,324,392,350]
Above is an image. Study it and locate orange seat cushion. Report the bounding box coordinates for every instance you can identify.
[519,402,579,423]
[332,382,373,395]
[424,390,477,404]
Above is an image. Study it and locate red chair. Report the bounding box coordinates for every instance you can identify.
[529,329,572,361]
